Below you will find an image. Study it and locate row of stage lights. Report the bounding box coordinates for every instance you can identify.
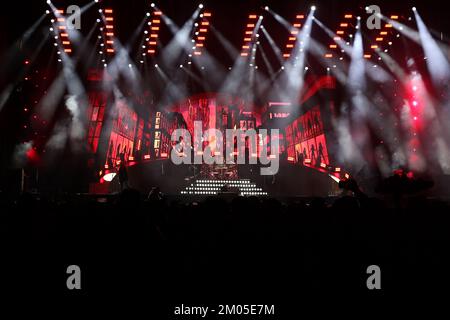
[180,179,268,196]
[240,14,261,57]
[180,191,268,196]
[146,5,163,56]
[283,14,305,59]
[48,8,72,62]
[45,2,412,68]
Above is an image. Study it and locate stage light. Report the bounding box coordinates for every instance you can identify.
[146,12,151,17]
[265,6,269,11]
[46,10,50,14]
[151,3,155,7]
[155,64,158,67]
[46,0,51,4]
[412,7,417,11]
[103,172,116,182]
[49,27,53,31]
[311,5,316,11]
[199,4,204,9]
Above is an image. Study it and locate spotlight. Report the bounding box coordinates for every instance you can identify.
[104,63,107,67]
[99,9,102,13]
[146,12,150,17]
[128,64,132,68]
[94,0,99,2]
[155,64,158,68]
[326,67,330,71]
[357,16,361,20]
[311,5,316,11]
[46,0,51,4]
[259,15,263,19]
[265,6,269,11]
[49,27,53,31]
[151,3,155,7]
[412,7,417,11]
[96,18,101,23]
[46,10,50,14]
[199,4,204,9]
[179,64,183,68]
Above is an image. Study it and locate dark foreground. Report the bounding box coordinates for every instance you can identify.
[1,190,449,315]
